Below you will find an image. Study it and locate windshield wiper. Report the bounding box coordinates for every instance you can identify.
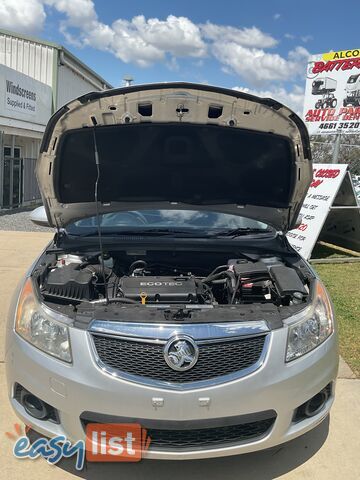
[73,228,209,238]
[208,227,273,238]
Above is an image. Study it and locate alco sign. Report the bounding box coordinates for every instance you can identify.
[0,64,52,125]
[303,49,360,135]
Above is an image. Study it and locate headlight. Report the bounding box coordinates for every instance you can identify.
[286,280,334,362]
[15,279,72,363]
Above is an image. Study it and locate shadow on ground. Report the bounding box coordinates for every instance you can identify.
[30,416,329,480]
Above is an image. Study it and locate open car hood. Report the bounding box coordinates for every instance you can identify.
[37,82,312,232]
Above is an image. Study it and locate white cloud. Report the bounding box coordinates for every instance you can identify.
[193,59,204,68]
[0,1,206,66]
[106,15,206,66]
[45,0,96,27]
[129,15,206,58]
[166,56,180,71]
[233,84,305,114]
[0,0,46,33]
[49,5,207,67]
[285,33,295,40]
[273,13,281,20]
[0,0,311,100]
[212,43,310,86]
[301,34,313,43]
[201,22,278,48]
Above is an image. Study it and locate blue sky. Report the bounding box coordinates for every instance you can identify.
[1,0,359,112]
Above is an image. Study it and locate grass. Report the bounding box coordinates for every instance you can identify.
[315,263,360,376]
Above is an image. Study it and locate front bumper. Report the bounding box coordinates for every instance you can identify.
[5,325,338,460]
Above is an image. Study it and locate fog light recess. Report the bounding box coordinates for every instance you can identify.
[293,383,332,422]
[14,383,60,424]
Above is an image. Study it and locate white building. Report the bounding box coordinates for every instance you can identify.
[0,29,112,209]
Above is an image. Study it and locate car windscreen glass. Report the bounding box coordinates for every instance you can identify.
[65,210,271,236]
[55,123,294,207]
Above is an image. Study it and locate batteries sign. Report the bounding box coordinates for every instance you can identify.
[303,49,360,135]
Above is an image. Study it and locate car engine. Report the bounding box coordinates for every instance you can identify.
[39,251,309,308]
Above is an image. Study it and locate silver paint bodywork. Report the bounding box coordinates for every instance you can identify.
[5,84,338,460]
[5,274,339,459]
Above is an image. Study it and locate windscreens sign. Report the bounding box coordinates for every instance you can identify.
[303,49,360,135]
[0,64,52,125]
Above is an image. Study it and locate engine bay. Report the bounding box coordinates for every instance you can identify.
[37,250,310,309]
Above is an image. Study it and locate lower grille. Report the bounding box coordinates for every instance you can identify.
[91,333,267,384]
[81,411,276,451]
[147,418,275,450]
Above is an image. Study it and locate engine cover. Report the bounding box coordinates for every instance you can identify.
[44,264,94,301]
[119,276,198,303]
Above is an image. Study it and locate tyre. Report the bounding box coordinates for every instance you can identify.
[331,99,337,108]
[315,100,322,109]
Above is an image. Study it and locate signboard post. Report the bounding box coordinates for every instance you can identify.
[303,49,360,136]
[286,163,359,259]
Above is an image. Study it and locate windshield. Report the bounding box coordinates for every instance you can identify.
[66,210,271,236]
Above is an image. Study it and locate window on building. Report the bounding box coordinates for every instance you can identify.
[3,146,21,158]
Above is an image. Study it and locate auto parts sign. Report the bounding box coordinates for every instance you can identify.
[303,49,360,135]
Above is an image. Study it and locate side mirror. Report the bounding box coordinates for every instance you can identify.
[30,206,50,227]
[292,214,303,230]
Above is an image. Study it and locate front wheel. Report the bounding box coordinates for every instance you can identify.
[315,100,322,109]
[331,98,337,108]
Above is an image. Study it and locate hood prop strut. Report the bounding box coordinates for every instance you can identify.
[92,118,109,305]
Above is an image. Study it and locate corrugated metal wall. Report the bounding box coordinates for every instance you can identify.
[0,31,109,109]
[23,158,40,202]
[57,63,100,108]
[0,31,110,208]
[0,33,54,86]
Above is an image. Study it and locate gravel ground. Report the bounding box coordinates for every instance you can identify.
[0,207,53,232]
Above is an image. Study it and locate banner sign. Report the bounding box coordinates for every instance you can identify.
[0,64,52,125]
[286,163,349,259]
[303,49,360,135]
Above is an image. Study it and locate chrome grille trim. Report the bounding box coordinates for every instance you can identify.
[88,320,269,342]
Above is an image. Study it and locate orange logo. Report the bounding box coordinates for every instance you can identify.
[5,423,30,440]
[85,423,151,462]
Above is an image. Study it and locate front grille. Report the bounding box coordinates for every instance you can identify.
[80,411,276,450]
[91,333,266,383]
